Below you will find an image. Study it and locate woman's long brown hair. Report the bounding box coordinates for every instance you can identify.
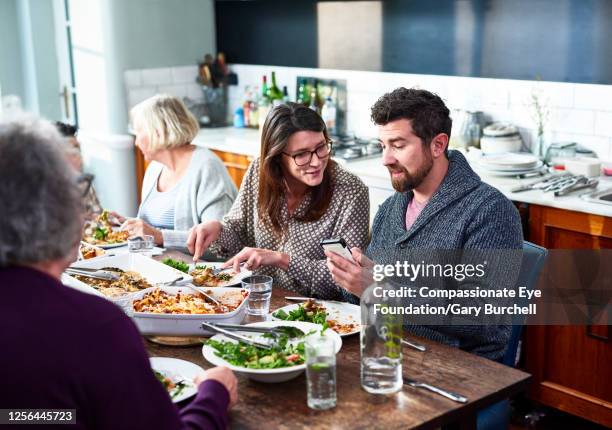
[258,103,335,236]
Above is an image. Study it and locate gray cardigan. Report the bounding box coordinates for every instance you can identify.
[366,150,523,361]
[137,146,237,249]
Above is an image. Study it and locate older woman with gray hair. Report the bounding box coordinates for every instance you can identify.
[0,118,237,429]
[113,94,237,248]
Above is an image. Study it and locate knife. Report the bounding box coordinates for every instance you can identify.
[403,377,468,403]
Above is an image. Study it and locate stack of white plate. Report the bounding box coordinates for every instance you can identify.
[477,153,544,176]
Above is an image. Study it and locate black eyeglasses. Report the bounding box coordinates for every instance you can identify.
[282,141,333,167]
[76,173,94,197]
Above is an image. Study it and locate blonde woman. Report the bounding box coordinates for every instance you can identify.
[114,94,237,247]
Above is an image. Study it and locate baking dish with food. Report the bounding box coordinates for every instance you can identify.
[129,286,249,336]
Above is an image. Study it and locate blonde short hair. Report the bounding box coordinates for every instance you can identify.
[130,94,199,151]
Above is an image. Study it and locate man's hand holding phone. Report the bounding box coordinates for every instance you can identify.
[323,238,374,298]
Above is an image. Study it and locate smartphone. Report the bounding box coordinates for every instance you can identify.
[320,238,355,263]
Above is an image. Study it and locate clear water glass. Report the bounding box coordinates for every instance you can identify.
[305,335,337,410]
[241,275,273,316]
[360,282,403,395]
[128,234,154,257]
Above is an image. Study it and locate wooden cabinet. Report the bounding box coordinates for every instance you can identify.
[210,149,254,189]
[133,147,253,204]
[523,204,612,428]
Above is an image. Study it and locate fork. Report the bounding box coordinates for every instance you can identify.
[211,262,246,276]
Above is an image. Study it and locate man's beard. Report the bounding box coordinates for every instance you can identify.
[387,152,434,192]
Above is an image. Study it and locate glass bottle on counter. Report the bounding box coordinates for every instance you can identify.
[297,79,310,106]
[258,77,271,129]
[360,281,403,395]
[321,96,337,135]
[308,81,319,114]
[242,86,252,127]
[249,86,260,129]
[267,71,284,106]
[282,86,290,104]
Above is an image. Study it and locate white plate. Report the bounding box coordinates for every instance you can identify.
[149,357,201,403]
[189,261,252,287]
[202,321,342,383]
[96,241,129,249]
[271,301,361,337]
[62,253,193,308]
[480,166,546,177]
[478,153,540,169]
[130,286,249,336]
[478,159,543,173]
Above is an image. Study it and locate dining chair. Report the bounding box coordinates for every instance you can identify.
[477,241,548,430]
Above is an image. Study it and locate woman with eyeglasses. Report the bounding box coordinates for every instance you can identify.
[187,103,370,300]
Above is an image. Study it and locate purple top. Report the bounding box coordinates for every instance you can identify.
[0,266,230,429]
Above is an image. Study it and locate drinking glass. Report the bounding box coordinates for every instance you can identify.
[241,275,273,316]
[305,335,337,410]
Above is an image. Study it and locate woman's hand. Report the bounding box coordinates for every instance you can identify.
[194,366,238,409]
[222,247,290,272]
[120,218,163,245]
[108,211,126,225]
[187,220,223,261]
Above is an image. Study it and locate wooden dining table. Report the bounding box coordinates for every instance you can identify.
[146,251,531,429]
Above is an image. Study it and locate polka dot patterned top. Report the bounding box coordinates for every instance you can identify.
[210,158,370,301]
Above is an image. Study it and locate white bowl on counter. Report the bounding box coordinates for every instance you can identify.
[130,286,249,336]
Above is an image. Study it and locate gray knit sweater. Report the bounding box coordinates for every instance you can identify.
[366,150,523,361]
[138,146,237,249]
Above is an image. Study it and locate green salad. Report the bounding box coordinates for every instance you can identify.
[273,300,327,325]
[207,333,305,369]
[162,258,230,281]
[162,258,190,273]
[154,370,189,400]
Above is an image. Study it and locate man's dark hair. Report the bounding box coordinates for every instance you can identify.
[54,121,77,137]
[370,88,452,154]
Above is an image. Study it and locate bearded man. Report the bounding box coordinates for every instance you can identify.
[326,87,523,362]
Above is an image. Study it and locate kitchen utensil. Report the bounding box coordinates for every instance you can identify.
[510,173,572,193]
[554,178,598,196]
[285,296,317,301]
[64,268,120,281]
[201,322,272,349]
[155,276,186,287]
[401,339,427,352]
[403,377,468,403]
[210,322,306,339]
[184,284,224,308]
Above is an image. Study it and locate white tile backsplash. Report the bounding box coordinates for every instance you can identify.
[157,84,188,99]
[550,108,595,135]
[171,66,198,84]
[124,63,612,160]
[594,111,612,137]
[141,67,172,86]
[573,84,612,111]
[128,86,157,109]
[124,70,142,88]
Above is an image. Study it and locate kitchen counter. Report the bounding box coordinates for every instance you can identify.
[193,127,612,218]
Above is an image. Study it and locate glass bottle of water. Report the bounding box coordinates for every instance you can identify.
[360,281,403,394]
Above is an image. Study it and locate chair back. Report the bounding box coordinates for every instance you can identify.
[502,241,548,367]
